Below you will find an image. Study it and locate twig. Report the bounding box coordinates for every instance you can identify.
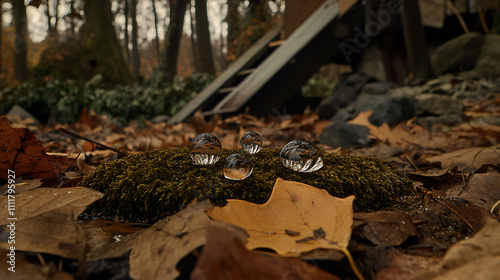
[491,200,500,213]
[477,2,490,34]
[405,154,420,171]
[58,128,129,157]
[447,0,469,33]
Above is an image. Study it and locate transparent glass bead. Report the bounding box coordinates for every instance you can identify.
[240,131,263,154]
[223,154,253,180]
[280,140,323,173]
[189,133,222,165]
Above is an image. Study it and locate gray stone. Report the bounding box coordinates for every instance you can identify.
[361,82,394,96]
[319,122,372,148]
[431,32,484,76]
[474,34,500,77]
[6,105,41,126]
[469,115,500,126]
[417,115,462,130]
[317,72,376,119]
[414,94,463,116]
[332,94,416,126]
[151,115,170,124]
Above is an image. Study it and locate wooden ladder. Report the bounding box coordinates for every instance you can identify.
[168,24,283,124]
[168,0,340,124]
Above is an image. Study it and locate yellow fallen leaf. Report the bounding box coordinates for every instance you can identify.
[207,178,354,257]
[0,187,103,259]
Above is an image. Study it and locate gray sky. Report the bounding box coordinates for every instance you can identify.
[2,0,228,43]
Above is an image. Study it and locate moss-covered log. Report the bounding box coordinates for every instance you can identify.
[80,148,415,223]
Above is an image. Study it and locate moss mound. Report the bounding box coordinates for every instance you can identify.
[80,148,415,223]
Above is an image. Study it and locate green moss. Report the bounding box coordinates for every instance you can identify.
[80,148,415,223]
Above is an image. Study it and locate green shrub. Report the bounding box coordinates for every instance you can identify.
[0,73,214,124]
[301,78,335,98]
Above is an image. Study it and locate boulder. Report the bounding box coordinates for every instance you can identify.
[474,34,500,77]
[361,82,394,96]
[431,32,484,76]
[332,94,416,126]
[319,122,372,148]
[415,94,463,116]
[317,72,376,119]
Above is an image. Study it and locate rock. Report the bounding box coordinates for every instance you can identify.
[151,115,170,124]
[361,82,394,96]
[319,122,372,148]
[417,115,462,130]
[431,32,484,76]
[6,105,41,126]
[474,34,500,77]
[332,94,416,126]
[415,94,463,116]
[317,72,376,119]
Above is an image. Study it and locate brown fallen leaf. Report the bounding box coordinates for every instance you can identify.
[0,249,75,280]
[426,145,500,172]
[444,172,500,211]
[207,178,355,258]
[373,250,440,280]
[191,223,341,280]
[353,211,418,247]
[409,218,500,280]
[87,201,246,280]
[0,187,103,259]
[423,190,491,233]
[0,179,42,195]
[0,116,75,182]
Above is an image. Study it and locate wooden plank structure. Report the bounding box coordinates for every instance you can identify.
[169,0,344,124]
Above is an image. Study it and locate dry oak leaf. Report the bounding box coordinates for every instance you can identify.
[88,200,247,280]
[409,218,500,280]
[207,178,355,258]
[191,223,341,280]
[0,187,103,259]
[426,145,500,172]
[0,116,75,181]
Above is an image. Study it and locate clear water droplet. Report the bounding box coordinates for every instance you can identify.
[190,133,222,165]
[280,140,323,173]
[240,131,263,154]
[223,154,253,180]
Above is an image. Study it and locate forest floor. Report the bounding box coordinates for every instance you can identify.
[0,91,499,279]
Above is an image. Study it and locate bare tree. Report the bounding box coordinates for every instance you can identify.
[0,0,3,76]
[163,0,188,78]
[151,0,160,65]
[45,0,60,38]
[13,0,28,82]
[195,0,215,74]
[80,0,131,84]
[124,0,130,62]
[188,0,199,71]
[131,0,140,81]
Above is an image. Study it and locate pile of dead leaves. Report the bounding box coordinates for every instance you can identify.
[1,92,500,279]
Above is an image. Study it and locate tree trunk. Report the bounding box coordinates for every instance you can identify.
[124,0,130,62]
[13,0,28,82]
[400,0,433,83]
[151,0,160,66]
[188,0,200,72]
[163,0,188,78]
[80,0,131,84]
[69,0,76,37]
[45,0,60,38]
[131,0,140,81]
[195,0,215,75]
[0,0,3,76]
[225,0,240,62]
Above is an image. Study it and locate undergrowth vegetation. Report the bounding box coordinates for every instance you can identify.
[0,73,214,124]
